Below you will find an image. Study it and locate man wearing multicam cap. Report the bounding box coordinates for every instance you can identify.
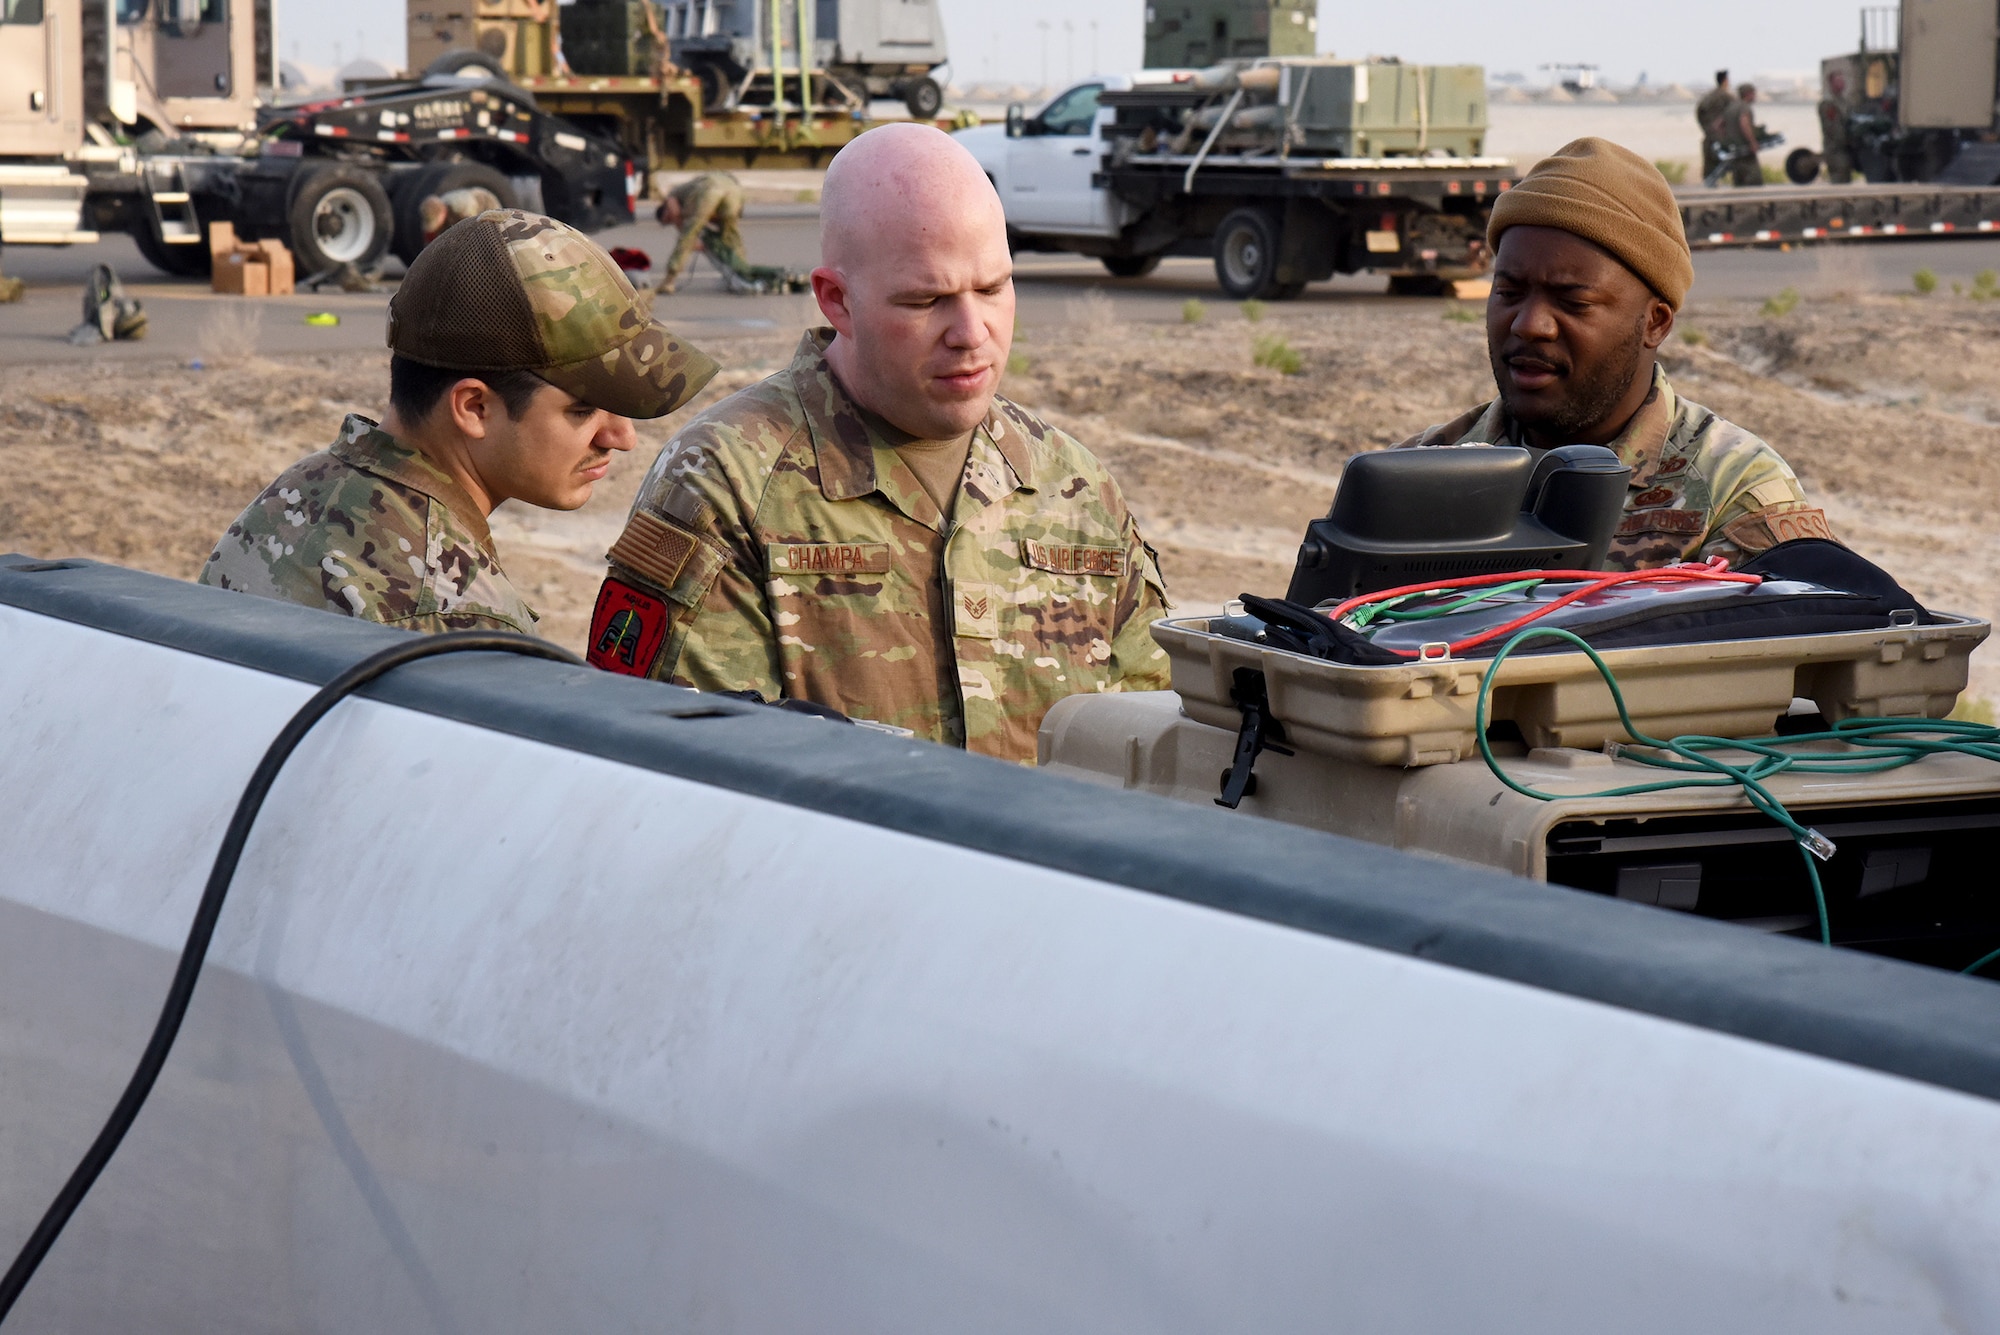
[201,210,718,634]
[1398,137,1835,569]
[590,125,1170,763]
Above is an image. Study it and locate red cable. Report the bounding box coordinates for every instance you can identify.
[1326,560,1761,659]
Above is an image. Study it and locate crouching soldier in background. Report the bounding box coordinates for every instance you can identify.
[201,210,717,634]
[655,171,809,295]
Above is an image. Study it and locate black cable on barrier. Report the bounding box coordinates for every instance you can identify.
[0,631,583,1326]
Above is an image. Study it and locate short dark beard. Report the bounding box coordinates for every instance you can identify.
[1492,316,1650,445]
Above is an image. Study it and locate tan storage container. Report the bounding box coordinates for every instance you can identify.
[1154,611,1991,767]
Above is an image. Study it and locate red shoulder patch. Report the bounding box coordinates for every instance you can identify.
[587,578,671,676]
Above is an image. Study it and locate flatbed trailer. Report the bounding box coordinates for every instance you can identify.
[510,71,964,175]
[1101,153,1520,292]
[957,70,1523,299]
[1678,180,2000,249]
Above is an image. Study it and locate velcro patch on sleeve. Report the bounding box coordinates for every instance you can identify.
[766,542,893,575]
[607,509,700,593]
[1020,539,1125,577]
[953,581,999,639]
[1719,506,1837,553]
[587,578,671,676]
[1615,508,1707,537]
[1748,477,1804,508]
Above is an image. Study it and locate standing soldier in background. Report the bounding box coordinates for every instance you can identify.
[1724,84,1766,186]
[655,172,809,295]
[1696,70,1733,184]
[1819,70,1855,183]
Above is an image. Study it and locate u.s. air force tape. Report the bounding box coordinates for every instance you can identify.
[1020,539,1124,577]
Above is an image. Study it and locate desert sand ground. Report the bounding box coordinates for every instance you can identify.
[4,282,1997,705]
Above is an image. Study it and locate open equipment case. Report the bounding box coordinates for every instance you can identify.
[1041,446,2000,974]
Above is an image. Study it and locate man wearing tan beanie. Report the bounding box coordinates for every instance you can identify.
[1398,137,1833,569]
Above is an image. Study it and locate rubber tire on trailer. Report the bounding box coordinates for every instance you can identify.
[131,219,212,278]
[1101,253,1162,278]
[1785,147,1823,185]
[1212,206,1283,300]
[288,164,395,275]
[390,160,519,265]
[903,76,943,119]
[693,62,732,112]
[425,49,514,84]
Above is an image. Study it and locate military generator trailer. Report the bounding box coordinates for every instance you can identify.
[410,0,950,121]
[955,64,1515,300]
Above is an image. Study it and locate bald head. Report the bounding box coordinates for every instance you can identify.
[820,123,1005,272]
[811,123,1016,441]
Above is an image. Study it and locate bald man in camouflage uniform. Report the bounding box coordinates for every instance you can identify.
[594,127,1168,763]
[655,172,805,295]
[202,210,717,634]
[1399,138,1832,569]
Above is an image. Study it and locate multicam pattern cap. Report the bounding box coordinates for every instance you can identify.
[388,209,719,419]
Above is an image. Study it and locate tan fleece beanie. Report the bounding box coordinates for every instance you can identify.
[1487,137,1694,309]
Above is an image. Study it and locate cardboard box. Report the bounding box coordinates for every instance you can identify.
[207,222,295,296]
[213,251,269,297]
[255,238,295,295]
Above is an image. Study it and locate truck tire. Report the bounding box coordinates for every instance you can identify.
[1785,148,1823,185]
[289,164,394,276]
[1213,207,1283,300]
[131,218,213,279]
[903,77,943,119]
[425,49,515,84]
[390,161,519,265]
[1102,254,1162,278]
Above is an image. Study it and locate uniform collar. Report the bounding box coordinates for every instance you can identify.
[1483,363,1678,488]
[328,414,499,554]
[788,329,1036,527]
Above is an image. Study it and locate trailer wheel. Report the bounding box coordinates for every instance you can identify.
[131,219,212,279]
[1101,254,1162,278]
[425,49,516,85]
[903,77,943,119]
[390,161,519,264]
[1213,207,1282,300]
[289,165,394,275]
[1785,148,1823,185]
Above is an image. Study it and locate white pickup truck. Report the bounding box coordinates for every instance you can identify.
[955,69,1517,298]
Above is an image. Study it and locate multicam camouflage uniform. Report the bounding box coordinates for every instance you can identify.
[659,173,801,294]
[1398,365,1836,569]
[588,330,1172,763]
[199,415,538,634]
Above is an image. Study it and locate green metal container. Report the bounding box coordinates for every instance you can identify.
[561,0,662,78]
[1144,0,1316,69]
[1288,61,1487,158]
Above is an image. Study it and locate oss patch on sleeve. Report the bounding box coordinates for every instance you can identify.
[587,578,671,676]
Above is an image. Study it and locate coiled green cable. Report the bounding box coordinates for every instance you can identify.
[1474,624,2000,966]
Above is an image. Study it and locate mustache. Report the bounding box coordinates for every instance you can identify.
[1498,345,1570,376]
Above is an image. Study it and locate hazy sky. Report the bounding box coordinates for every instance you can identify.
[282,0,1861,88]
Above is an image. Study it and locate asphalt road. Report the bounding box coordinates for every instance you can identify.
[7,205,2000,367]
